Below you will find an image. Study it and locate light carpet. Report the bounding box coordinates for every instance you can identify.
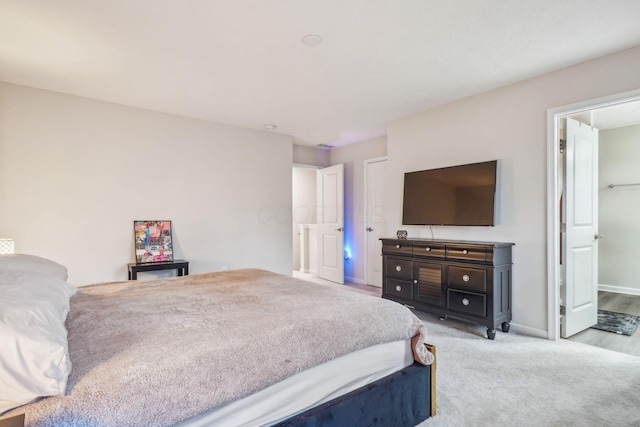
[414,311,640,427]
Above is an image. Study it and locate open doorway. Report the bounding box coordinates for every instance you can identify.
[549,91,640,357]
[292,165,319,276]
[292,163,346,285]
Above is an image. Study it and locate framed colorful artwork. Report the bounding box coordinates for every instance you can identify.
[133,220,173,263]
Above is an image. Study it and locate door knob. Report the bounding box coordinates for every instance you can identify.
[335,227,344,232]
[366,227,374,232]
[594,233,603,240]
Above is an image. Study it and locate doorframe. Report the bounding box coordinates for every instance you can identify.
[364,156,388,286]
[546,88,640,341]
[292,163,322,275]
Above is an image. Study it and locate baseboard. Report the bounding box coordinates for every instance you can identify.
[598,284,640,296]
[510,322,548,339]
[345,276,365,285]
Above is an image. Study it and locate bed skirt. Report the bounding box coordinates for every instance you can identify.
[276,343,436,427]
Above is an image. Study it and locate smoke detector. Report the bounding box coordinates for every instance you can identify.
[302,34,322,46]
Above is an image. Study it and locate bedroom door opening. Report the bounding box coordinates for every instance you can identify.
[548,90,640,347]
[292,163,345,285]
[292,165,320,275]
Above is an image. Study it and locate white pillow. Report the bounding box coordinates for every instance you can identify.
[0,254,68,281]
[0,271,77,413]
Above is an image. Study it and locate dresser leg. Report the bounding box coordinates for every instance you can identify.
[501,322,511,333]
[486,328,496,340]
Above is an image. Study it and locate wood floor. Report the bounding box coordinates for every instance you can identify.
[567,291,640,357]
[292,271,382,297]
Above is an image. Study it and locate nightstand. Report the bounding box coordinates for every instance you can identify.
[127,259,189,280]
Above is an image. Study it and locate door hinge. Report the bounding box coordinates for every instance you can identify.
[559,305,566,316]
[559,139,566,153]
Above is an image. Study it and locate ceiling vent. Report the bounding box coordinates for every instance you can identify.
[316,144,335,150]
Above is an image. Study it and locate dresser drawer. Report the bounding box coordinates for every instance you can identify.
[413,243,446,259]
[447,265,487,292]
[447,290,486,317]
[385,278,413,300]
[382,241,413,256]
[385,257,413,279]
[446,244,486,263]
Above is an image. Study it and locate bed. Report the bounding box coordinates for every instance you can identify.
[0,255,435,427]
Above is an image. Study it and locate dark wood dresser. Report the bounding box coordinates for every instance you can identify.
[381,238,514,339]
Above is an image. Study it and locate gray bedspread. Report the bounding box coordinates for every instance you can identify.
[5,269,433,427]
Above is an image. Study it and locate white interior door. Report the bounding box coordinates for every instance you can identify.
[365,158,387,287]
[561,117,599,338]
[317,164,344,284]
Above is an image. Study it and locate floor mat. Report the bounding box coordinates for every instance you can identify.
[591,309,640,336]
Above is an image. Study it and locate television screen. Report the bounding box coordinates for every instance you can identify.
[402,160,497,226]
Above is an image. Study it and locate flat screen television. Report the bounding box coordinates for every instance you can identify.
[402,160,497,226]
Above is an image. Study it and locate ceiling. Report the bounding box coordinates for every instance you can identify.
[2,1,640,147]
[592,101,640,130]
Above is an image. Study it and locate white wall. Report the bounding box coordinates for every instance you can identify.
[0,82,293,285]
[387,46,640,334]
[292,166,317,271]
[293,144,330,167]
[599,124,640,295]
[329,136,387,284]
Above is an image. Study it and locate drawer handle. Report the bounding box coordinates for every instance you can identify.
[396,285,402,292]
[396,244,401,249]
[425,247,431,252]
[462,298,470,306]
[462,274,470,282]
[395,265,402,272]
[462,249,468,254]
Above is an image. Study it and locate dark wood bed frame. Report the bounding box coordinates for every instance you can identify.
[0,346,436,427]
[0,414,24,427]
[276,343,436,427]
